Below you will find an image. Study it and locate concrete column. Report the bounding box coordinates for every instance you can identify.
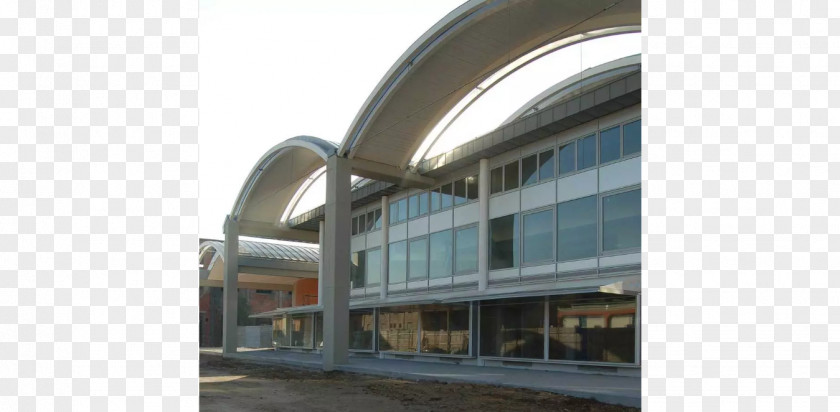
[318,220,325,306]
[478,158,490,291]
[379,195,389,300]
[222,215,239,354]
[322,155,351,370]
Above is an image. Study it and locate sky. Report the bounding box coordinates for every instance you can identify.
[199,0,641,241]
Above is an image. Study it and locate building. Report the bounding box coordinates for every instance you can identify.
[215,0,641,375]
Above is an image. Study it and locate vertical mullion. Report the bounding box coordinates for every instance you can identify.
[544,295,549,361]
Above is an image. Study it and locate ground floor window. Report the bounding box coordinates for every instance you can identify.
[420,304,470,355]
[479,297,545,359]
[379,306,419,352]
[290,314,314,348]
[548,294,636,363]
[272,317,289,347]
[349,309,375,350]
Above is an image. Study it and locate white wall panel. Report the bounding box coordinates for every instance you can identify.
[599,156,641,193]
[556,169,598,203]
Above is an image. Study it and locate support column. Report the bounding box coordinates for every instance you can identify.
[322,155,351,371]
[478,158,490,291]
[318,220,325,305]
[380,195,389,300]
[222,215,239,354]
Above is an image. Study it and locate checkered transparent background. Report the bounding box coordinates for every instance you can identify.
[1,1,198,411]
[644,0,839,411]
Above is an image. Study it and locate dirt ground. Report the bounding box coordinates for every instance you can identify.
[200,354,639,412]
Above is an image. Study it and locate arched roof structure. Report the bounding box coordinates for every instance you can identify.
[229,136,337,242]
[199,239,319,290]
[339,0,641,169]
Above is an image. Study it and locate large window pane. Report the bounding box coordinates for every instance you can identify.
[599,126,621,163]
[490,166,504,194]
[538,149,554,180]
[466,175,478,200]
[548,294,636,363]
[420,304,470,355]
[273,317,290,347]
[503,161,519,191]
[374,208,382,229]
[522,209,553,264]
[431,187,441,212]
[351,216,358,236]
[441,183,453,209]
[388,240,407,283]
[349,309,375,350]
[521,154,538,186]
[389,202,399,224]
[290,314,313,348]
[350,251,365,289]
[489,214,519,269]
[418,192,429,215]
[408,238,427,280]
[366,248,381,285]
[366,211,375,232]
[558,142,575,175]
[454,226,478,274]
[408,195,419,219]
[379,306,419,352]
[453,178,467,205]
[577,134,596,169]
[623,119,641,156]
[397,198,407,222]
[480,297,545,359]
[557,196,597,261]
[603,189,641,252]
[429,230,452,278]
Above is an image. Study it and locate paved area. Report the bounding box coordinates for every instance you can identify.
[200,348,641,408]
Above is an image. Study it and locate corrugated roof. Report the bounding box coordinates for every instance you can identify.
[200,239,319,263]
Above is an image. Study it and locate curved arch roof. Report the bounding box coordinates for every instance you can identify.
[230,135,336,241]
[339,0,641,169]
[200,239,320,264]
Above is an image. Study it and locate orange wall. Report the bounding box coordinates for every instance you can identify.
[292,278,318,306]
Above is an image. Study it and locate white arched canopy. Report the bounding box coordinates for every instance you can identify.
[339,0,641,170]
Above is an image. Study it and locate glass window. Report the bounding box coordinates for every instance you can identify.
[538,149,554,180]
[522,209,553,264]
[418,192,429,216]
[521,154,538,186]
[441,183,453,209]
[408,238,427,280]
[599,126,621,163]
[623,120,641,156]
[454,226,478,274]
[290,314,314,348]
[577,134,596,169]
[374,208,382,229]
[273,317,289,347]
[366,211,375,232]
[349,309,375,350]
[480,297,545,359]
[602,189,641,252]
[490,166,504,194]
[408,195,419,219]
[397,198,407,222]
[430,188,441,212]
[420,304,470,355]
[389,202,399,224]
[503,161,519,191]
[388,240,407,284]
[379,306,419,352]
[453,178,467,205]
[548,294,636,363]
[429,230,453,278]
[351,216,358,236]
[557,196,597,261]
[315,312,323,349]
[489,214,519,270]
[366,248,381,285]
[558,142,575,175]
[466,175,478,200]
[350,251,365,289]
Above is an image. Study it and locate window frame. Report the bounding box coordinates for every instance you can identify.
[599,185,642,257]
[520,206,556,266]
[555,194,599,263]
[453,223,479,275]
[407,235,429,281]
[428,228,454,279]
[488,213,520,271]
[365,247,382,287]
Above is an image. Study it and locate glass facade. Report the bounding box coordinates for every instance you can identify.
[490,166,504,194]
[430,187,441,212]
[408,194,419,219]
[577,134,596,169]
[290,314,313,348]
[349,309,375,350]
[418,192,429,215]
[538,149,554,180]
[408,237,428,280]
[503,160,519,191]
[522,209,553,264]
[558,142,575,174]
[429,230,452,278]
[453,178,467,205]
[350,251,365,289]
[466,175,478,200]
[557,196,597,261]
[420,304,470,355]
[480,297,545,359]
[521,153,538,186]
[623,120,641,155]
[599,126,621,163]
[441,183,453,209]
[388,240,407,283]
[454,226,478,274]
[366,248,381,285]
[602,189,641,252]
[489,214,519,270]
[273,317,289,347]
[379,306,419,352]
[548,294,636,363]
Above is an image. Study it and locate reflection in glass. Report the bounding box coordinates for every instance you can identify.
[602,189,641,251]
[623,120,641,155]
[548,294,636,363]
[379,306,419,352]
[418,192,429,215]
[389,202,399,224]
[408,195,419,219]
[350,251,365,289]
[538,149,554,180]
[503,161,519,191]
[408,238,427,280]
[557,196,597,261]
[388,241,407,283]
[315,312,323,349]
[489,214,519,269]
[441,183,453,209]
[374,208,382,229]
[273,317,290,347]
[366,211,375,232]
[599,126,620,163]
[366,248,381,285]
[490,167,504,194]
[429,230,452,278]
[290,314,313,348]
[350,309,375,350]
[455,226,478,273]
[521,154,538,186]
[397,198,407,222]
[479,297,544,358]
[420,304,470,355]
[466,175,478,200]
[522,209,553,263]
[351,216,358,236]
[577,134,596,169]
[431,188,441,212]
[453,178,467,205]
[558,142,575,174]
